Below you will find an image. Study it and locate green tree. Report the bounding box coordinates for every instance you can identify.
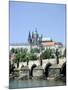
[27,52,38,60]
[31,48,40,53]
[11,48,15,53]
[41,48,55,59]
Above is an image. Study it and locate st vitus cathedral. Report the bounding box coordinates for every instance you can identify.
[28,28,42,46]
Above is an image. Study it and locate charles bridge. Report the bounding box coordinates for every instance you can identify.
[13,58,66,79]
[17,58,65,69]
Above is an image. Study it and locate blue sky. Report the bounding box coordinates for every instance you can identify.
[9,1,66,45]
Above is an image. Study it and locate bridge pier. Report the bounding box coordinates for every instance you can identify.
[44,63,52,78]
[32,66,44,79]
[48,64,61,80]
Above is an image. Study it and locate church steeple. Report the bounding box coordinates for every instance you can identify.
[28,28,42,46]
[28,31,32,44]
[35,27,39,45]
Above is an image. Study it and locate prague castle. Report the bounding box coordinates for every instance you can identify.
[10,28,64,53]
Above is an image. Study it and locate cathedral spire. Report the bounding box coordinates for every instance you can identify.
[28,31,32,44]
[35,27,39,45]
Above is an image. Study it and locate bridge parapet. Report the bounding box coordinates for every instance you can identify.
[14,58,66,70]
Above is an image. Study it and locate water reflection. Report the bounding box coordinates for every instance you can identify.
[9,79,66,89]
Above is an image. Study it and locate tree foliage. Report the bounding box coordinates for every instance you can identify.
[10,47,64,64]
[41,48,55,59]
[31,48,40,53]
[10,48,38,64]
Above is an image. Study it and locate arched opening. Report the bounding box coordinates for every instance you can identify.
[61,62,66,77]
[44,63,52,77]
[30,64,37,77]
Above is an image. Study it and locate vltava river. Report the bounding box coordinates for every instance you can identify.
[9,79,66,89]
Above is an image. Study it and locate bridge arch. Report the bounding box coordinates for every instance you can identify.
[61,62,66,77]
[30,64,37,77]
[44,63,52,77]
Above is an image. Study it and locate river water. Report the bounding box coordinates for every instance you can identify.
[9,79,66,89]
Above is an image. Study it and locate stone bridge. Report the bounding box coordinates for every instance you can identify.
[13,58,66,79]
[17,58,66,69]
